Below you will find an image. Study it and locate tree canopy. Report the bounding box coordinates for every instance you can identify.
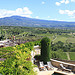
[41,37,51,63]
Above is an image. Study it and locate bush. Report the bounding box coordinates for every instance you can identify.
[0,43,35,75]
[34,55,41,60]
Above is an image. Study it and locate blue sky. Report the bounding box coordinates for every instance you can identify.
[0,0,75,22]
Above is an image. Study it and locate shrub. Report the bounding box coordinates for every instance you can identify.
[34,55,41,60]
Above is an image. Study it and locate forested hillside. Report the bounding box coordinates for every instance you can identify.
[0,16,75,27]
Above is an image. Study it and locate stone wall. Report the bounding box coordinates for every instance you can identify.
[50,59,75,72]
[55,59,75,64]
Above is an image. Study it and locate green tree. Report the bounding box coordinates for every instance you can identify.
[41,37,51,63]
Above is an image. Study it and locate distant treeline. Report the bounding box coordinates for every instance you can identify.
[0,26,75,41]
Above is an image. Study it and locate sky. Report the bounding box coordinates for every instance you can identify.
[0,0,75,22]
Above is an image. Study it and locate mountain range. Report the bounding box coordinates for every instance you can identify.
[0,16,75,27]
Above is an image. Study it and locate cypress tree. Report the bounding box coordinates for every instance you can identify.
[41,37,51,63]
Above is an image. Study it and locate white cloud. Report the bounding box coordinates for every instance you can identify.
[60,0,65,3]
[50,18,57,20]
[71,0,75,2]
[48,16,50,18]
[50,18,66,21]
[55,0,69,6]
[42,1,45,4]
[55,2,60,6]
[59,9,75,18]
[35,16,39,19]
[71,16,75,18]
[0,7,32,18]
[65,0,69,4]
[59,10,65,14]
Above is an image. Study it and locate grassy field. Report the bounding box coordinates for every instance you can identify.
[60,52,68,60]
[51,51,75,61]
[51,51,68,60]
[69,52,75,61]
[59,52,75,61]
[67,38,75,43]
[54,35,67,43]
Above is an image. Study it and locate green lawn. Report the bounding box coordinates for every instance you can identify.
[53,35,67,43]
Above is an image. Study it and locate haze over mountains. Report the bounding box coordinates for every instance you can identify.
[0,16,75,27]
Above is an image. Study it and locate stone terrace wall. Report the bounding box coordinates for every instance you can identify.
[55,59,75,64]
[50,59,75,72]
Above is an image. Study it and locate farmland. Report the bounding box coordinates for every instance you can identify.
[0,26,75,61]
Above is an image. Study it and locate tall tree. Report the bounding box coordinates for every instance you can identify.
[41,37,51,63]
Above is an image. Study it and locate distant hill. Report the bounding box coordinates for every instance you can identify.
[0,16,75,27]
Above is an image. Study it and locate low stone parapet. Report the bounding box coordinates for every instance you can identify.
[50,59,75,72]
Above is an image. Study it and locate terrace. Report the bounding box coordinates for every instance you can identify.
[33,45,75,75]
[0,39,18,47]
[34,61,74,75]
